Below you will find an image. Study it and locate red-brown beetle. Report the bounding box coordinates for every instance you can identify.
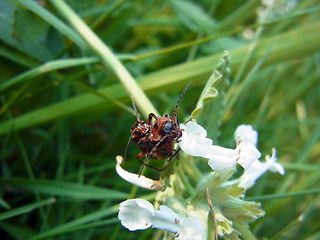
[126,82,190,176]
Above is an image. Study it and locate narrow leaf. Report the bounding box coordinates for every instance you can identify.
[29,206,118,240]
[0,57,99,92]
[1,178,128,200]
[0,198,55,221]
[191,51,231,139]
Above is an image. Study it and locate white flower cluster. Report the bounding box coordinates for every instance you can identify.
[179,122,285,189]
[117,122,285,239]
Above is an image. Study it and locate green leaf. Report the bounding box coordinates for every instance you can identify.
[191,71,221,119]
[14,7,50,43]
[1,178,128,200]
[0,1,65,61]
[191,51,230,139]
[0,1,16,43]
[11,0,87,50]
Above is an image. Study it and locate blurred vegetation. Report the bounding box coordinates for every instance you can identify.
[0,0,319,239]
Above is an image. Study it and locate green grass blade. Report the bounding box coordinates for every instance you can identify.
[29,218,118,240]
[0,22,319,135]
[283,163,320,172]
[0,57,99,92]
[0,45,38,68]
[0,221,34,240]
[0,197,11,210]
[34,218,118,240]
[0,198,55,221]
[225,49,270,114]
[246,188,320,201]
[295,120,320,164]
[28,205,118,240]
[1,178,128,200]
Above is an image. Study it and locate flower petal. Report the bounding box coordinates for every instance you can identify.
[265,148,285,175]
[237,142,261,169]
[234,124,258,146]
[239,148,285,189]
[179,122,213,157]
[118,199,206,239]
[116,156,164,191]
[178,216,206,240]
[269,162,285,175]
[152,205,181,232]
[206,150,238,171]
[203,144,238,172]
[118,199,155,230]
[238,159,266,189]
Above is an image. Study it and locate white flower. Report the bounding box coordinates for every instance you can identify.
[239,148,285,189]
[234,124,258,146]
[179,122,261,172]
[178,122,284,188]
[205,142,261,172]
[118,198,206,240]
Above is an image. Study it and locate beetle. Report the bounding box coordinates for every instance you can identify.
[125,82,190,176]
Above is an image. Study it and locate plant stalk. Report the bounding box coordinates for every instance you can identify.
[50,0,159,118]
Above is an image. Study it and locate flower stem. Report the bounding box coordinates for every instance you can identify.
[233,222,257,240]
[51,0,159,118]
[181,156,203,182]
[176,166,196,197]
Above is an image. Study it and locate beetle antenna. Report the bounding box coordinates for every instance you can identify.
[129,93,141,121]
[173,81,191,116]
[132,101,140,121]
[123,135,133,163]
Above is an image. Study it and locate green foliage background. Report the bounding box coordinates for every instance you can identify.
[0,0,319,239]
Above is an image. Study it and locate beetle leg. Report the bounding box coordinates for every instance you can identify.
[138,135,148,144]
[138,134,169,177]
[137,158,162,172]
[171,147,181,159]
[148,113,158,125]
[159,147,181,171]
